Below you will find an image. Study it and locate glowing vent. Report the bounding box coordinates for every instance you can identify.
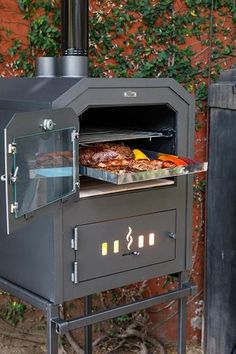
[102,242,108,256]
[113,240,120,254]
[149,233,155,246]
[138,235,144,248]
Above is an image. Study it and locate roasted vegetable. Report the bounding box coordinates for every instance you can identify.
[132,149,150,161]
[158,153,188,166]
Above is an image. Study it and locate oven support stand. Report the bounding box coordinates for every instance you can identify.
[85,295,93,354]
[0,273,196,354]
[178,271,188,354]
[47,303,59,354]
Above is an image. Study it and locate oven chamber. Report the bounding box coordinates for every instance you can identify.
[0,77,197,304]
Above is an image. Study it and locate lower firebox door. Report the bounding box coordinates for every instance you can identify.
[74,210,176,283]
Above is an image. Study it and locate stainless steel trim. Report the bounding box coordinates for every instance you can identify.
[72,129,77,191]
[4,128,10,235]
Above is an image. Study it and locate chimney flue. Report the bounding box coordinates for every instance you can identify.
[61,0,88,57]
[60,0,89,77]
[36,0,89,78]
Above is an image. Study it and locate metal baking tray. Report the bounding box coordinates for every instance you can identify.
[79,161,208,185]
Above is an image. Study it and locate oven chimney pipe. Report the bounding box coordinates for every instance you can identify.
[61,0,88,57]
[60,0,88,77]
[36,0,89,78]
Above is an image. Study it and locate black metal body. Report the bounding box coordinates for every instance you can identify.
[206,67,236,354]
[0,77,195,354]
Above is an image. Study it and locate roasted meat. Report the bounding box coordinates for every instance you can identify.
[79,143,134,167]
[79,143,178,173]
[86,157,164,173]
[35,151,73,168]
[130,159,163,171]
[162,160,177,169]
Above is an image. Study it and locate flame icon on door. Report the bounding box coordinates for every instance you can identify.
[126,227,133,251]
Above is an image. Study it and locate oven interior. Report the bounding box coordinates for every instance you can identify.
[79,104,177,198]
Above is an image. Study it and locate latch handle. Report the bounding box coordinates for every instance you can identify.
[10,166,19,183]
[122,251,140,257]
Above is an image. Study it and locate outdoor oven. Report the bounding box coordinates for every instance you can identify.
[0,1,206,354]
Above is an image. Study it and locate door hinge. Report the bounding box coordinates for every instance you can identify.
[10,202,18,214]
[168,232,176,239]
[71,130,79,142]
[8,143,17,154]
[71,227,78,251]
[71,262,78,284]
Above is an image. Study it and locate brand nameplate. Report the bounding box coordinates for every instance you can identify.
[124,90,137,98]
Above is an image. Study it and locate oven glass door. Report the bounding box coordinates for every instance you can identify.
[12,127,76,218]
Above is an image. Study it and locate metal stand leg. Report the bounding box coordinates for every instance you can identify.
[177,272,188,354]
[47,304,59,354]
[85,295,93,354]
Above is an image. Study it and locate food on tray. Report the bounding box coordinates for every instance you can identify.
[130,159,163,171]
[35,151,73,168]
[158,153,189,166]
[79,143,134,167]
[79,143,189,173]
[162,160,178,168]
[132,149,150,161]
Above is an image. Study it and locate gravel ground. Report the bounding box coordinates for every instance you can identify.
[0,336,203,354]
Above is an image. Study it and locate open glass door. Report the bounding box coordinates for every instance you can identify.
[3,108,79,234]
[12,127,76,217]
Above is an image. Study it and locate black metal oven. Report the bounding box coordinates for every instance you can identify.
[0,77,206,353]
[0,1,207,353]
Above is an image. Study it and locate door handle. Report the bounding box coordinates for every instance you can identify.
[10,166,19,183]
[122,251,140,257]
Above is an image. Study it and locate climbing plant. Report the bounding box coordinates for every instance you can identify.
[2,0,235,96]
[6,0,61,76]
[89,0,235,110]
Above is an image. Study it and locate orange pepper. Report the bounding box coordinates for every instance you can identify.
[158,154,188,166]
